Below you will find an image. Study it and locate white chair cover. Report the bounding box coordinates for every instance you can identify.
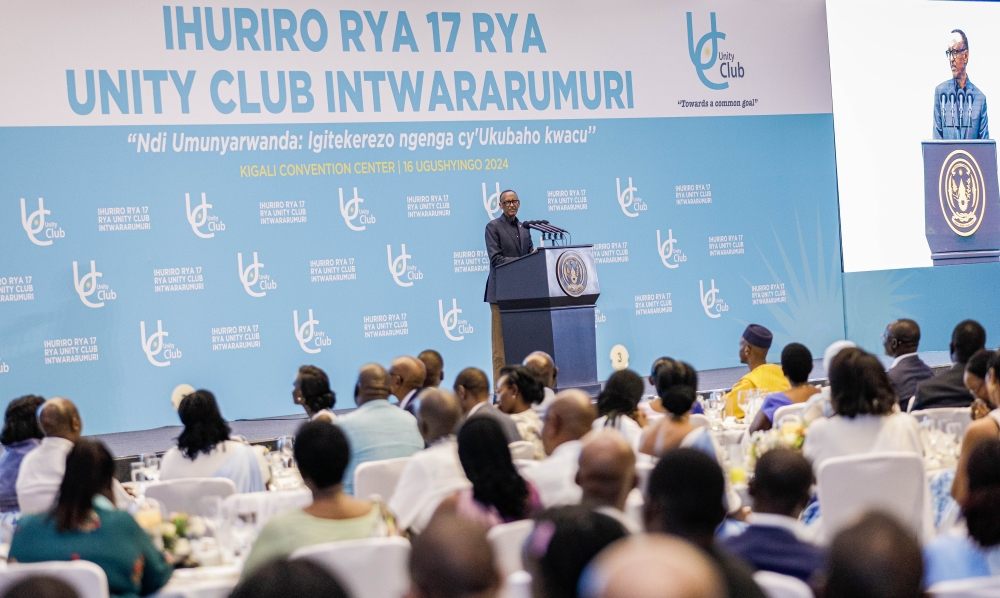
[911,408,973,434]
[817,452,930,543]
[502,570,532,598]
[144,478,237,514]
[222,488,312,526]
[636,461,655,497]
[928,576,1000,597]
[353,456,411,500]
[487,520,535,579]
[689,414,711,429]
[508,441,537,461]
[753,570,814,598]
[0,561,109,598]
[772,403,807,424]
[291,537,411,598]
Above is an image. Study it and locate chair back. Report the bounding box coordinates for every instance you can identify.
[223,488,312,527]
[753,571,814,598]
[487,519,535,578]
[911,408,973,435]
[353,456,411,500]
[502,570,532,598]
[0,561,109,598]
[689,414,711,429]
[291,537,411,598]
[508,441,536,461]
[635,460,655,496]
[144,478,237,513]
[817,452,927,542]
[928,576,1000,597]
[772,403,806,424]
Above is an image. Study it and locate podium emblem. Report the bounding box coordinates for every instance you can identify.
[939,150,987,236]
[556,251,588,297]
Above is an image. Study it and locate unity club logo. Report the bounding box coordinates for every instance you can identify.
[616,177,647,218]
[293,309,331,354]
[140,320,180,367]
[439,298,473,341]
[656,230,688,269]
[21,197,64,246]
[699,279,729,319]
[73,260,116,308]
[686,12,744,90]
[237,252,277,297]
[387,244,423,287]
[339,187,374,231]
[483,182,503,219]
[185,192,225,238]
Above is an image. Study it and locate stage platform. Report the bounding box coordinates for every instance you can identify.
[93,352,953,461]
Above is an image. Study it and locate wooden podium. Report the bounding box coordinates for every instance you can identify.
[922,140,1000,265]
[495,245,600,393]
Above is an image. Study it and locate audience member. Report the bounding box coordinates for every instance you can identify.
[407,513,501,598]
[337,363,424,495]
[644,448,766,598]
[926,438,1000,585]
[2,577,79,598]
[720,449,823,583]
[952,350,1000,503]
[292,365,337,422]
[592,370,646,449]
[820,511,923,598]
[242,421,396,576]
[640,357,704,419]
[524,351,559,415]
[454,367,521,443]
[725,324,790,418]
[576,431,638,533]
[496,365,546,459]
[524,506,628,598]
[639,363,717,460]
[159,390,269,493]
[580,534,726,598]
[883,319,934,406]
[914,319,987,410]
[965,348,995,418]
[389,389,470,534]
[10,440,173,596]
[232,559,349,598]
[418,349,445,389]
[15,398,83,515]
[0,394,44,512]
[522,391,597,508]
[389,356,427,415]
[749,343,820,433]
[439,417,540,527]
[803,348,921,469]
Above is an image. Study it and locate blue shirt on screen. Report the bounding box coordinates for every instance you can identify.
[335,399,423,495]
[934,77,989,140]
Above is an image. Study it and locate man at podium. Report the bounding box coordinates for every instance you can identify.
[484,190,534,382]
[933,29,988,140]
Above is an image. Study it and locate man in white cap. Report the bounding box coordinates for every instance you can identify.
[725,324,790,418]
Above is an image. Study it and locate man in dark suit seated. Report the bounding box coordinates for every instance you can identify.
[913,320,986,411]
[453,367,521,443]
[720,449,823,584]
[883,319,934,407]
[484,190,534,383]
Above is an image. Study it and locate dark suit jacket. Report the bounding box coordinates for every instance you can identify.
[720,525,824,584]
[913,362,972,410]
[463,403,522,443]
[887,354,935,406]
[484,214,533,303]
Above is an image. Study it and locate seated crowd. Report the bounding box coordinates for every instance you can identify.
[1,318,999,598]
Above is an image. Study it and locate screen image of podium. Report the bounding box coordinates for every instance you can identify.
[495,246,600,394]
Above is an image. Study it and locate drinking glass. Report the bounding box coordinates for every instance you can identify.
[277,436,295,468]
[737,391,752,422]
[130,461,146,483]
[142,453,161,482]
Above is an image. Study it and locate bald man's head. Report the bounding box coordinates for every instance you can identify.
[542,390,596,456]
[884,319,921,358]
[356,363,391,405]
[418,389,462,444]
[408,513,500,598]
[38,398,82,442]
[577,431,636,511]
[418,350,444,389]
[523,351,557,388]
[390,356,427,401]
[581,535,725,598]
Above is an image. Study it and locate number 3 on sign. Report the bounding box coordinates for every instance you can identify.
[610,344,629,371]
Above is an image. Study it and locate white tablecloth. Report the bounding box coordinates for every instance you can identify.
[154,564,241,598]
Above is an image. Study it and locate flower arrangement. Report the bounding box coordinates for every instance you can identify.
[747,420,807,468]
[159,513,208,568]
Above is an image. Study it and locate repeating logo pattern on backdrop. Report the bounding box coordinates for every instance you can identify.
[439,298,473,341]
[656,230,688,269]
[482,182,502,219]
[186,193,225,238]
[387,244,422,287]
[21,198,64,246]
[699,279,729,319]
[339,187,374,231]
[73,260,115,308]
[140,320,180,367]
[687,12,745,90]
[237,252,276,297]
[616,178,647,217]
[939,150,987,237]
[293,309,330,354]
